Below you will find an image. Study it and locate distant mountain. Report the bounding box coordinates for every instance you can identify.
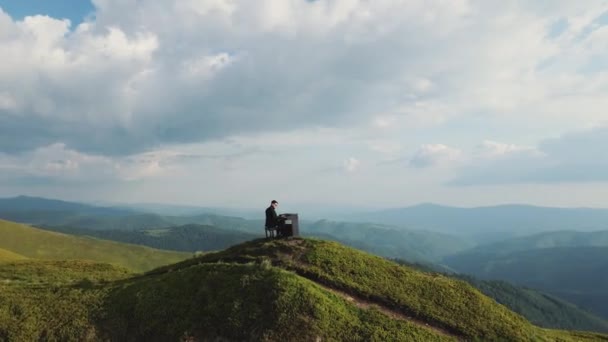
[304,219,474,262]
[444,246,608,320]
[2,237,605,341]
[122,202,261,218]
[0,195,139,228]
[0,197,261,232]
[41,224,260,253]
[351,204,608,242]
[37,217,473,264]
[0,219,189,272]
[451,230,608,257]
[1,196,473,264]
[0,195,134,217]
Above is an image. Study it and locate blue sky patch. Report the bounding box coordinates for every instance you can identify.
[0,0,94,26]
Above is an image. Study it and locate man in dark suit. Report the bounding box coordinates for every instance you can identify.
[265,200,279,236]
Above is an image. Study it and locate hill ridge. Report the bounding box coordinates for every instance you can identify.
[152,237,608,341]
[2,236,607,341]
[151,238,461,338]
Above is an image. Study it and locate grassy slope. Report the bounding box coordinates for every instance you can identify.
[0,219,190,272]
[1,237,607,341]
[167,238,607,341]
[393,259,608,333]
[0,260,132,342]
[102,263,452,342]
[0,248,26,263]
[461,276,608,333]
[0,260,132,285]
[0,259,452,341]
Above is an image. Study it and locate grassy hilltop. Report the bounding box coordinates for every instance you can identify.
[2,235,606,341]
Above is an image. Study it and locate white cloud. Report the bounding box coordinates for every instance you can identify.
[0,143,183,183]
[343,157,361,173]
[475,140,541,159]
[1,1,607,157]
[368,141,402,156]
[451,126,608,185]
[0,91,16,110]
[409,77,434,93]
[409,144,462,168]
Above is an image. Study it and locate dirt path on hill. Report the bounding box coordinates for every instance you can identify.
[271,240,462,340]
[311,281,462,340]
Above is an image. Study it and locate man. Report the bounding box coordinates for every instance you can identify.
[265,200,279,237]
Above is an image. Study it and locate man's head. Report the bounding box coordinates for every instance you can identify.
[271,200,278,208]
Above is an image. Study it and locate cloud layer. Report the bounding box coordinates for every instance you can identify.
[2,1,607,157]
[450,126,608,185]
[2,1,608,207]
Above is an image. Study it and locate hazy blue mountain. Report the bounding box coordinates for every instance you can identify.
[41,224,260,253]
[444,246,608,319]
[0,196,134,217]
[303,219,475,262]
[451,230,608,257]
[350,203,608,242]
[0,196,139,227]
[121,203,261,219]
[0,196,262,232]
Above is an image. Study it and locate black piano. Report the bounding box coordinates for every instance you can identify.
[277,213,299,238]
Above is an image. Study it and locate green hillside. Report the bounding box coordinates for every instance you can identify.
[1,238,606,341]
[0,248,26,263]
[445,246,608,320]
[0,259,132,341]
[393,259,608,333]
[461,276,608,333]
[155,238,608,341]
[0,219,190,272]
[0,259,132,285]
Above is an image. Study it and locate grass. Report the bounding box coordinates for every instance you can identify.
[0,260,130,342]
[0,248,26,263]
[0,260,132,285]
[0,219,190,272]
[1,236,607,341]
[102,263,453,341]
[174,237,608,342]
[0,259,452,341]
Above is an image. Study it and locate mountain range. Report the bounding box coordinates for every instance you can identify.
[351,203,608,243]
[3,195,608,338]
[444,230,608,320]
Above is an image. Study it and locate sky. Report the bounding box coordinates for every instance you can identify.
[1,0,608,210]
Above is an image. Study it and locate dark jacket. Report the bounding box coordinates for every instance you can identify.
[265,205,278,228]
